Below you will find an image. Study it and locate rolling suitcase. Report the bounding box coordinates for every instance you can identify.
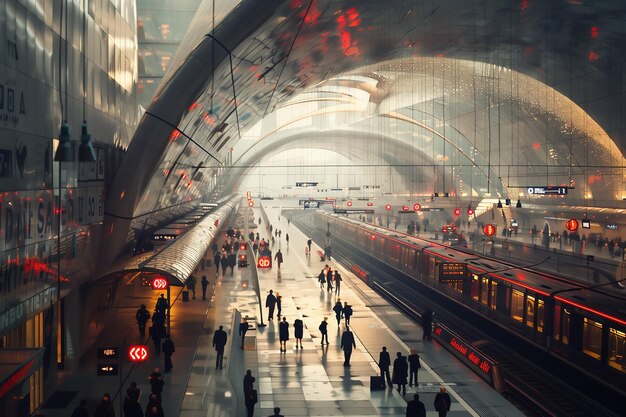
[370,375,385,391]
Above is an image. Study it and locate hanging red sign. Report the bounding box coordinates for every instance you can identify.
[248,201,254,207]
[385,204,392,211]
[454,208,461,216]
[483,224,496,237]
[150,277,169,290]
[402,205,410,211]
[257,256,271,268]
[413,203,421,211]
[347,201,353,206]
[467,208,475,216]
[565,219,579,232]
[367,202,373,206]
[128,345,148,362]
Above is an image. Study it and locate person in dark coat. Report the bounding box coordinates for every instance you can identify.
[239,316,250,349]
[378,346,392,387]
[123,395,143,417]
[293,318,304,349]
[126,382,141,403]
[186,275,197,299]
[318,269,326,289]
[213,325,228,369]
[94,393,115,417]
[265,290,277,320]
[422,309,433,340]
[276,294,282,317]
[307,238,312,252]
[244,387,258,417]
[343,302,353,325]
[228,251,236,273]
[334,270,342,295]
[220,253,229,274]
[136,304,150,336]
[243,369,255,394]
[148,369,164,401]
[319,318,328,345]
[70,399,89,417]
[214,252,221,275]
[333,301,343,325]
[408,349,421,387]
[434,386,452,417]
[406,393,426,417]
[326,268,333,292]
[150,324,162,356]
[144,404,164,417]
[340,326,356,366]
[279,317,289,352]
[162,335,175,372]
[268,407,284,417]
[274,249,283,269]
[144,394,162,417]
[201,275,209,300]
[155,294,168,313]
[392,352,408,396]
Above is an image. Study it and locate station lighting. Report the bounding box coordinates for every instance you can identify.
[248,200,254,207]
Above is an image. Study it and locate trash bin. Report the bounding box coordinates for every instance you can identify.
[182,290,189,302]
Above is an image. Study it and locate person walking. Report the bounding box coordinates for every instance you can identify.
[144,394,163,417]
[422,309,433,341]
[186,275,197,299]
[150,323,163,356]
[294,318,304,349]
[333,301,343,325]
[243,370,257,417]
[279,317,289,352]
[276,293,283,317]
[406,393,426,417]
[343,302,353,326]
[148,368,164,401]
[326,268,333,292]
[212,325,228,369]
[340,326,356,366]
[243,369,256,394]
[318,269,326,290]
[239,316,250,349]
[274,249,283,269]
[126,382,141,403]
[214,251,221,275]
[319,318,328,345]
[408,349,421,387]
[70,400,89,417]
[285,233,289,246]
[123,391,143,417]
[392,352,408,396]
[94,393,115,417]
[201,275,209,300]
[155,294,168,313]
[334,270,342,295]
[220,252,229,275]
[136,304,150,336]
[268,407,284,417]
[307,238,312,253]
[434,386,451,417]
[378,346,392,388]
[162,335,175,372]
[265,290,277,320]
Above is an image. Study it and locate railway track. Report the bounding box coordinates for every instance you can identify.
[290,210,618,417]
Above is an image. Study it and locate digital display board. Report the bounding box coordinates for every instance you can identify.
[97,364,119,376]
[334,209,374,214]
[438,263,467,282]
[350,264,369,281]
[296,182,318,187]
[303,201,320,209]
[582,219,590,229]
[97,347,120,359]
[526,186,568,195]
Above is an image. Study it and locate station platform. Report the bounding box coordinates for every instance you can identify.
[35,203,524,417]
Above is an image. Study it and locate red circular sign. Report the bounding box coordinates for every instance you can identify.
[248,201,254,207]
[413,203,421,211]
[454,208,461,216]
[565,219,579,232]
[128,345,148,362]
[257,256,271,268]
[402,205,409,211]
[385,204,392,211]
[483,224,496,237]
[151,277,169,290]
[367,202,373,206]
[347,201,352,206]
[467,208,475,216]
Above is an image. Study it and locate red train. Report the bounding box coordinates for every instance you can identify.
[315,211,626,395]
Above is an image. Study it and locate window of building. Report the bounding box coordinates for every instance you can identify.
[470,274,479,301]
[608,328,625,373]
[582,318,602,360]
[480,277,489,305]
[537,299,545,333]
[526,295,535,328]
[489,281,497,310]
[511,289,524,322]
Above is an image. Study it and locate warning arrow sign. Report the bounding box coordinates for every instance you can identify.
[128,345,148,362]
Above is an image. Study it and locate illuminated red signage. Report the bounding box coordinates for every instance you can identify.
[350,264,368,281]
[346,201,352,207]
[565,219,579,232]
[402,205,409,211]
[128,345,148,362]
[248,200,254,207]
[413,203,421,211]
[385,204,392,211]
[467,208,475,216]
[257,256,271,268]
[151,277,169,290]
[483,224,496,237]
[367,202,373,206]
[454,208,461,216]
[240,243,247,250]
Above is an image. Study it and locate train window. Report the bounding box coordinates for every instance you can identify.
[537,299,545,333]
[480,278,489,305]
[562,309,570,345]
[608,328,625,373]
[470,275,479,301]
[489,281,497,310]
[582,318,603,360]
[526,295,535,328]
[427,256,435,279]
[511,289,524,322]
[553,304,561,341]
